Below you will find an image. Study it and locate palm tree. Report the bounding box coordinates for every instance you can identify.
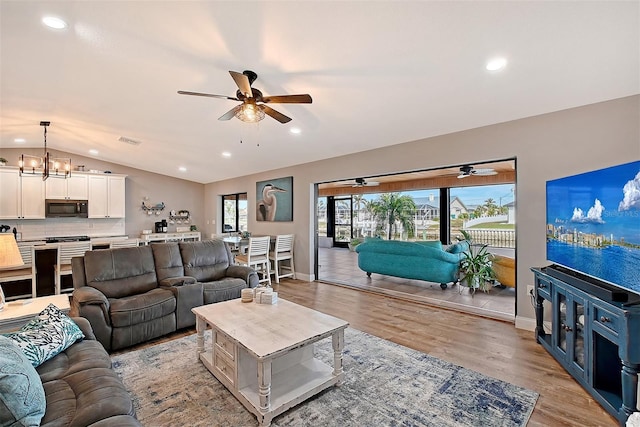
[483,198,499,216]
[369,193,416,240]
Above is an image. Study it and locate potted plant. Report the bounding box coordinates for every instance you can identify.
[348,237,362,252]
[0,157,7,166]
[459,243,495,294]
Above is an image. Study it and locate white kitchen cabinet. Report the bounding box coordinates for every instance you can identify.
[88,174,126,218]
[0,168,45,219]
[45,174,88,200]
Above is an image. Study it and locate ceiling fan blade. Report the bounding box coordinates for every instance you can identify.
[262,94,313,104]
[229,71,252,98]
[261,105,292,123]
[218,105,242,121]
[473,168,498,176]
[177,90,238,101]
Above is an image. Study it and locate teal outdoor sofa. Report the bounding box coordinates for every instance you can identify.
[355,239,469,289]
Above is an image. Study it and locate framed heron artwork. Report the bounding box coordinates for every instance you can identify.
[256,176,293,222]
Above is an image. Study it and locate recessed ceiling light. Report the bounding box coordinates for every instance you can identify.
[290,128,301,135]
[42,16,67,29]
[178,166,187,172]
[14,138,26,143]
[89,149,99,155]
[486,57,507,71]
[222,152,231,158]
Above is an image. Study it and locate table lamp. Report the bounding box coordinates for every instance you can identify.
[0,234,24,311]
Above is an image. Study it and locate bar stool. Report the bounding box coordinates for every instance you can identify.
[0,243,36,299]
[235,236,271,286]
[109,238,139,249]
[269,234,296,283]
[55,241,91,294]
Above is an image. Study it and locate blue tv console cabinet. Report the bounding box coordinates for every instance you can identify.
[532,267,640,425]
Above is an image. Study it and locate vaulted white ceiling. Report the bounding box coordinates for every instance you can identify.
[1,1,638,184]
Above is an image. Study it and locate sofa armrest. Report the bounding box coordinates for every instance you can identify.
[70,316,97,340]
[70,286,113,351]
[159,276,197,287]
[73,286,109,306]
[160,282,203,329]
[226,265,259,288]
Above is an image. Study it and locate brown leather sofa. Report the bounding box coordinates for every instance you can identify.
[70,239,258,352]
[37,317,140,426]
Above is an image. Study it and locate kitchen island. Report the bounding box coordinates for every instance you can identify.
[3,235,131,299]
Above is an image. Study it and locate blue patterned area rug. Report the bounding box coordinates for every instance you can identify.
[111,328,537,426]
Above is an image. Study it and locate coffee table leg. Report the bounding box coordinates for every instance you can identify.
[332,329,345,384]
[257,359,272,411]
[195,315,204,359]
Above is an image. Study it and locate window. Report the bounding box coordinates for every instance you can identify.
[222,193,247,233]
[449,184,515,247]
[317,197,327,237]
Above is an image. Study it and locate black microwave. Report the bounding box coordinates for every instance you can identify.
[45,199,89,218]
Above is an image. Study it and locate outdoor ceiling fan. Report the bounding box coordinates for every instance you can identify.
[351,177,380,187]
[457,165,498,179]
[177,70,312,124]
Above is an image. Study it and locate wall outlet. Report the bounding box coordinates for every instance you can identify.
[527,284,535,295]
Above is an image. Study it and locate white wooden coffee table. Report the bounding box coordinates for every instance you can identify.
[0,294,70,333]
[192,298,349,427]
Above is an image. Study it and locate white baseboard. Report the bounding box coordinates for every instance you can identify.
[515,315,536,331]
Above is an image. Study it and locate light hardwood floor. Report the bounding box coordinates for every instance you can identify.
[119,279,618,426]
[274,280,617,427]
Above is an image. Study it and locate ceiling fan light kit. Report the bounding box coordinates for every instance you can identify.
[457,165,497,179]
[178,70,312,124]
[235,103,265,123]
[352,177,380,187]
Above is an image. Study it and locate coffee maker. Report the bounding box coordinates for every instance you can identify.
[155,219,168,233]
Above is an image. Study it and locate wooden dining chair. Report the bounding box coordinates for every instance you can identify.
[235,236,271,286]
[269,234,296,283]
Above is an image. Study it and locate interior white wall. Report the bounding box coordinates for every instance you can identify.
[204,95,640,325]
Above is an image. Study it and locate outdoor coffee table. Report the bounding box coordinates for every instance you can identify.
[192,298,349,427]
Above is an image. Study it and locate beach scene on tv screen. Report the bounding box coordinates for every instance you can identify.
[546,160,640,294]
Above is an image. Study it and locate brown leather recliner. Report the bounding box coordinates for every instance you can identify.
[71,246,176,352]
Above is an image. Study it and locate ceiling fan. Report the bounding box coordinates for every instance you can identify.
[177,70,312,124]
[457,165,498,179]
[351,177,380,187]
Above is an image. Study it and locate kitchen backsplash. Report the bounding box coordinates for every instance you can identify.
[8,217,125,241]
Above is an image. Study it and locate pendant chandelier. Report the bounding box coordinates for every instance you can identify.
[19,121,71,181]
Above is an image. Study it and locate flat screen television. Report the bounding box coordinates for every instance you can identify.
[546,160,640,300]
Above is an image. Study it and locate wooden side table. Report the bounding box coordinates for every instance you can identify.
[0,294,70,333]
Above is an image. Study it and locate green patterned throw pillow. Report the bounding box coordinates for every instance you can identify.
[3,303,84,367]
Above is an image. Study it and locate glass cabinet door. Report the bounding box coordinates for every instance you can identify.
[558,293,568,354]
[556,289,585,374]
[572,298,585,369]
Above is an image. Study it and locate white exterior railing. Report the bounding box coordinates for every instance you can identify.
[461,228,516,248]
